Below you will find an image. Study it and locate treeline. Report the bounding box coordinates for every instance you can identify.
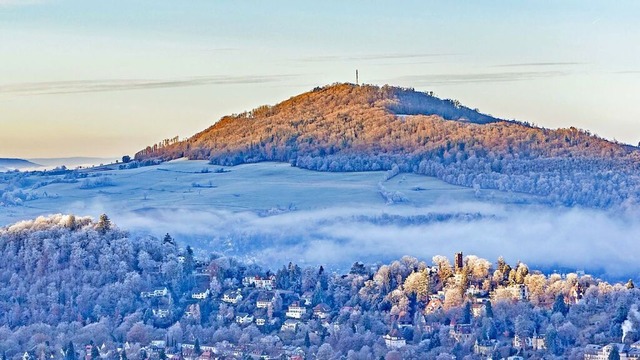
[134,83,640,208]
[135,136,180,159]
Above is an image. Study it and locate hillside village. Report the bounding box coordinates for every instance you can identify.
[2,215,640,360]
[69,247,638,360]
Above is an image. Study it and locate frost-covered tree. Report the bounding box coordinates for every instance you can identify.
[432,256,453,286]
[403,269,430,301]
[96,214,111,234]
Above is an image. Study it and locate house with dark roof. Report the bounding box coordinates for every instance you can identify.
[256,292,276,309]
[450,323,473,343]
[383,328,406,349]
[313,303,331,319]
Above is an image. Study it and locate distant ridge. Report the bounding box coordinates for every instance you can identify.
[135,83,640,207]
[0,158,40,170]
[29,157,115,169]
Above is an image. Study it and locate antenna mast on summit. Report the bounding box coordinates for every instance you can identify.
[356,69,359,85]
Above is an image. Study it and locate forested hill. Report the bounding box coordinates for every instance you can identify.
[135,83,640,207]
[0,214,182,331]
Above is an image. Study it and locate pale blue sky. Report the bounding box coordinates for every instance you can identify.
[1,0,639,158]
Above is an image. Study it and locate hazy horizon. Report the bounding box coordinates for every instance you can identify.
[2,0,640,158]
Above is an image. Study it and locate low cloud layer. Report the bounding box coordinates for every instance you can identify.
[300,53,455,63]
[0,0,45,6]
[0,75,296,96]
[109,202,640,279]
[393,71,568,85]
[492,62,584,67]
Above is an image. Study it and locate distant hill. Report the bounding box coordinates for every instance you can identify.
[29,157,116,169]
[0,158,40,170]
[135,83,640,207]
[0,157,116,172]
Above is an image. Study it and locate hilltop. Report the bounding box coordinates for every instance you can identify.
[136,83,632,163]
[134,83,640,208]
[136,84,632,165]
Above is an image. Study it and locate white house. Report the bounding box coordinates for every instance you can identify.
[181,343,215,352]
[242,275,276,290]
[281,319,299,332]
[514,333,546,351]
[152,308,170,318]
[235,313,254,325]
[150,340,166,350]
[141,287,169,298]
[153,287,168,297]
[222,289,243,304]
[286,302,306,319]
[255,276,276,290]
[192,288,210,300]
[474,339,498,356]
[383,329,406,349]
[583,343,640,360]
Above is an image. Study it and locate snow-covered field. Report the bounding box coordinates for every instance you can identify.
[1,160,638,278]
[0,159,504,224]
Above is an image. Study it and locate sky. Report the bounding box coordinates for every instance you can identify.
[1,0,640,158]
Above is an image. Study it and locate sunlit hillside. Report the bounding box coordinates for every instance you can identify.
[135,83,640,208]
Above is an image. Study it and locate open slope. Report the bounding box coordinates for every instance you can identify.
[134,83,640,208]
[0,160,528,226]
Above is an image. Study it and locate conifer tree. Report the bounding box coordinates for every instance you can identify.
[552,294,568,315]
[485,301,493,318]
[609,346,620,360]
[163,233,175,245]
[96,214,111,234]
[65,341,76,360]
[91,346,100,359]
[194,338,201,355]
[462,302,472,324]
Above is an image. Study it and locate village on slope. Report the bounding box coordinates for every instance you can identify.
[2,215,639,360]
